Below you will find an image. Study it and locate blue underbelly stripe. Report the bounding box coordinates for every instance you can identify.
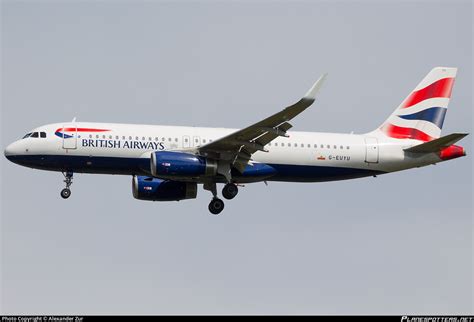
[6,154,385,182]
[265,163,383,182]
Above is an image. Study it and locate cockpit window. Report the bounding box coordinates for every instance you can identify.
[22,131,46,139]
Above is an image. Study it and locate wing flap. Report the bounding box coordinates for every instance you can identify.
[253,122,293,147]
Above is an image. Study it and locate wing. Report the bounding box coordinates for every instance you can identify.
[198,73,327,173]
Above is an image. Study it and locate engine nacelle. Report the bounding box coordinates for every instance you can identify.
[151,151,217,178]
[132,175,197,201]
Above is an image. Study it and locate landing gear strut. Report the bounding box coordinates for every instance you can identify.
[204,182,225,215]
[60,171,73,199]
[222,183,238,200]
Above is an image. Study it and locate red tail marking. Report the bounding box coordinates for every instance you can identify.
[401,77,454,108]
[380,124,434,142]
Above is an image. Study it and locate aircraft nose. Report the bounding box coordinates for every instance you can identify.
[4,141,22,161]
[4,143,13,160]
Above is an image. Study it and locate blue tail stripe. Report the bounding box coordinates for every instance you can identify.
[398,107,447,129]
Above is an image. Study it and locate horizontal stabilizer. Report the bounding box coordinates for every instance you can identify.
[404,133,469,153]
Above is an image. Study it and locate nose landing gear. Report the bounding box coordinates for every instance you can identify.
[60,172,73,199]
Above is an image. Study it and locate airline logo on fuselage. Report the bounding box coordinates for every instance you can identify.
[55,127,110,139]
[55,127,166,150]
[81,138,165,150]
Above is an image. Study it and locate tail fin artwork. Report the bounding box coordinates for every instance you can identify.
[379,67,457,142]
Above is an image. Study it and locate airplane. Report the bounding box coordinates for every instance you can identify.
[4,67,468,215]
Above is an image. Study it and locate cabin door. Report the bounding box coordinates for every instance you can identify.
[62,126,77,149]
[365,137,379,163]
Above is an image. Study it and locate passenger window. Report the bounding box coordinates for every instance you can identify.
[149,137,152,141]
[40,132,46,138]
[102,135,106,139]
[321,144,324,148]
[184,138,188,143]
[287,143,291,147]
[31,132,39,138]
[203,139,207,143]
[300,143,304,148]
[340,145,343,149]
[327,144,330,149]
[175,138,178,142]
[294,143,297,147]
[96,135,99,139]
[129,136,132,140]
[89,134,92,139]
[307,144,310,148]
[314,144,317,148]
[109,135,112,139]
[122,136,126,140]
[347,146,350,149]
[334,145,337,149]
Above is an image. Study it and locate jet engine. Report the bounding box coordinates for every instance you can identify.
[151,151,217,178]
[132,175,197,201]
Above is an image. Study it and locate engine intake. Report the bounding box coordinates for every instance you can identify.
[132,175,197,201]
[151,151,217,178]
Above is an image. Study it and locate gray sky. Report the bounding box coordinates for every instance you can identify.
[1,0,472,315]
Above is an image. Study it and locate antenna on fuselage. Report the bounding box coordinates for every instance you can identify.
[71,117,77,123]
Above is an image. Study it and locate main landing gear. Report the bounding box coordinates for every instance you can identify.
[208,198,225,215]
[60,171,73,199]
[222,183,238,200]
[204,182,239,215]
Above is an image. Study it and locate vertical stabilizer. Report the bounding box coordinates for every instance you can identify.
[378,67,457,141]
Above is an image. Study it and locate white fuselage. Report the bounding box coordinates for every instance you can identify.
[4,122,445,183]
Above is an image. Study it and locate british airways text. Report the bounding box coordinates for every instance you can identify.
[81,139,165,150]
